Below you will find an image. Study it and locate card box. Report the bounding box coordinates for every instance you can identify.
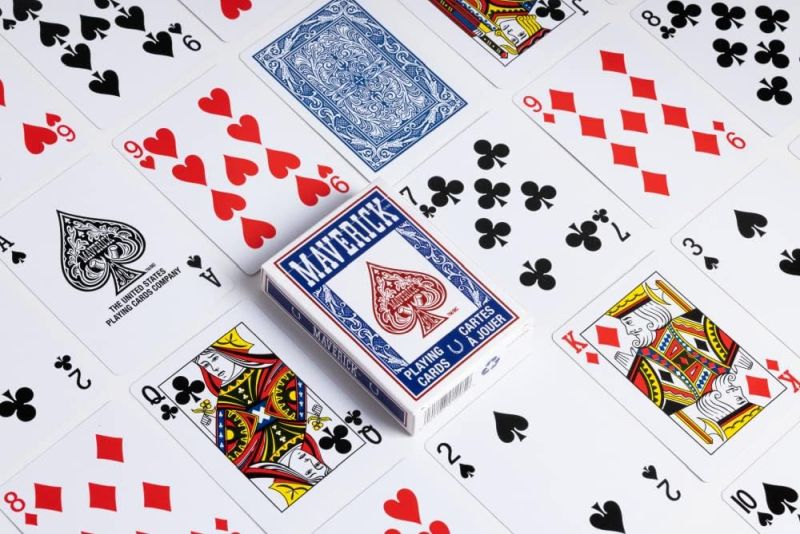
[261,183,528,433]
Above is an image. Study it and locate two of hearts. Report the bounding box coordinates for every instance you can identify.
[383,488,449,534]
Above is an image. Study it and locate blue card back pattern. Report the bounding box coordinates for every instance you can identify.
[251,0,467,172]
[275,188,518,399]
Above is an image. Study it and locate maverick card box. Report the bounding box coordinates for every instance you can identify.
[261,184,528,433]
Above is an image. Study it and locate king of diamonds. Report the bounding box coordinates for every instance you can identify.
[268,187,521,404]
[564,272,797,453]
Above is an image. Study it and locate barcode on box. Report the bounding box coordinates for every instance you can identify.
[424,374,473,425]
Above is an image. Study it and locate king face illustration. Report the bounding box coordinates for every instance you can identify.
[585,275,784,452]
[368,262,449,338]
[58,210,146,295]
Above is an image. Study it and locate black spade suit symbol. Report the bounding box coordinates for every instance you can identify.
[58,210,146,295]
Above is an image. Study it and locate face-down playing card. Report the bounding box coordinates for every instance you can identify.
[115,62,365,274]
[243,0,487,179]
[515,24,764,228]
[0,152,236,375]
[634,0,800,135]
[0,401,262,533]
[673,159,800,355]
[134,300,406,531]
[0,0,217,128]
[555,251,800,482]
[395,106,649,327]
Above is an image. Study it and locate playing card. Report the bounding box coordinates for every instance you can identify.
[0,401,261,533]
[133,299,407,531]
[0,152,236,375]
[514,24,764,228]
[673,158,800,356]
[179,0,309,42]
[0,0,217,128]
[0,266,107,481]
[115,63,366,275]
[262,184,527,433]
[242,0,488,179]
[790,135,800,160]
[410,0,605,88]
[0,38,92,209]
[315,456,509,533]
[425,345,741,533]
[395,106,649,326]
[634,0,800,135]
[554,250,800,482]
[724,424,800,533]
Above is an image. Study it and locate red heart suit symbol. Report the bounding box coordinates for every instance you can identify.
[172,155,207,186]
[211,189,247,221]
[224,155,258,186]
[241,217,276,249]
[0,79,5,107]
[227,114,261,144]
[140,155,155,169]
[383,488,421,524]
[22,123,57,155]
[220,0,252,19]
[198,87,232,118]
[144,127,177,158]
[266,148,300,179]
[296,176,331,207]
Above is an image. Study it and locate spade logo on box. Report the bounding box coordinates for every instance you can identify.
[368,262,448,338]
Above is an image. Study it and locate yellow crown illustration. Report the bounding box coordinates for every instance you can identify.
[606,283,668,318]
[212,327,254,354]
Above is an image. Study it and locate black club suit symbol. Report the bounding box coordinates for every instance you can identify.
[758,76,793,106]
[755,6,790,33]
[519,259,556,290]
[427,176,464,207]
[171,375,205,405]
[55,355,73,371]
[345,410,363,425]
[711,2,745,30]
[474,179,510,209]
[521,181,556,211]
[566,221,602,251]
[0,387,36,422]
[667,1,702,28]
[475,218,511,249]
[319,424,353,454]
[713,39,748,67]
[536,0,566,21]
[754,40,790,69]
[474,140,509,170]
[161,405,178,421]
